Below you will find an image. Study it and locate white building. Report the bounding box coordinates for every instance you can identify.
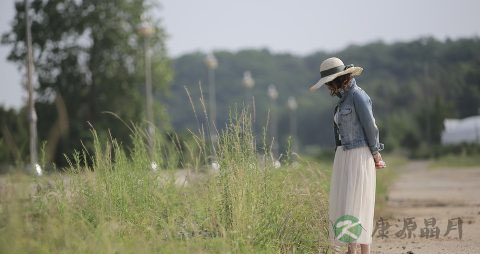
[441,115,480,145]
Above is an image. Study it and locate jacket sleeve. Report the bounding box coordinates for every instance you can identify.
[353,90,384,154]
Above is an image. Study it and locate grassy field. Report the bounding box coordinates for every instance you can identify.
[0,110,335,254]
[428,154,480,169]
[373,154,406,218]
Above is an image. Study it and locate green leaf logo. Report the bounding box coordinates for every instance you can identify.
[334,215,362,243]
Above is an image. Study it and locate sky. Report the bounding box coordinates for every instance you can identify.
[1,0,480,109]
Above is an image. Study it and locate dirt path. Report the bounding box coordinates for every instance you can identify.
[370,161,480,254]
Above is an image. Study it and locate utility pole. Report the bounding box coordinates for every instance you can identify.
[242,70,256,140]
[25,0,40,176]
[138,20,155,167]
[242,70,255,105]
[268,84,279,157]
[287,96,298,152]
[205,53,218,143]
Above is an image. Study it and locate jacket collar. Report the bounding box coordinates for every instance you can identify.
[338,78,357,103]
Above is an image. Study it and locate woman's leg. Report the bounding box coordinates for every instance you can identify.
[347,243,357,254]
[360,244,370,254]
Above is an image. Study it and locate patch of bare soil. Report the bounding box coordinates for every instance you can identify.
[371,161,480,254]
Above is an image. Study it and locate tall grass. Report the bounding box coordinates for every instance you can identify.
[0,108,331,253]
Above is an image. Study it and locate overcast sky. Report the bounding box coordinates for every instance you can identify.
[1,0,480,108]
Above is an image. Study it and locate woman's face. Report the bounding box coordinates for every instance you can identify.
[326,81,337,94]
[325,79,344,96]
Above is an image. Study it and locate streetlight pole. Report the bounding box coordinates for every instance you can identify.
[138,21,155,164]
[287,96,298,152]
[242,70,255,105]
[205,53,218,143]
[25,0,40,176]
[242,70,256,144]
[268,84,279,157]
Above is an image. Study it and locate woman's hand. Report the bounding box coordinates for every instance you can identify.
[373,152,386,169]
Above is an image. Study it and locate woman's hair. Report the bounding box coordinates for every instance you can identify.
[326,73,353,96]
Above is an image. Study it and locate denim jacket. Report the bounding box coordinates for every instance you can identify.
[333,78,384,154]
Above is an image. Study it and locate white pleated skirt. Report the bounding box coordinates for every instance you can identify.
[328,145,376,246]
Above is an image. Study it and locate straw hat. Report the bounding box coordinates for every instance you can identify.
[309,57,363,91]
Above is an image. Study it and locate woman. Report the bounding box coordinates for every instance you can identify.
[310,57,386,254]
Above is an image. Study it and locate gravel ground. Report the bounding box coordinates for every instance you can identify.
[371,161,480,254]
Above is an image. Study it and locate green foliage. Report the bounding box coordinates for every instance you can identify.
[167,37,480,157]
[373,154,407,216]
[429,152,480,169]
[1,0,172,166]
[0,106,29,168]
[0,111,331,253]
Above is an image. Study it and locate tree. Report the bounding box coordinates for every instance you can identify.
[2,0,172,166]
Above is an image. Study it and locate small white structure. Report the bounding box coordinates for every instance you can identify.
[441,116,480,145]
[151,161,158,172]
[211,161,220,171]
[35,163,42,176]
[273,160,281,169]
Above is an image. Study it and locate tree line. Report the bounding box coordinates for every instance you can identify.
[166,37,480,158]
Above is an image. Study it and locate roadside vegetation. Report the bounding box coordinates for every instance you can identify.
[0,110,333,254]
[373,154,407,218]
[427,144,480,169]
[429,154,480,169]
